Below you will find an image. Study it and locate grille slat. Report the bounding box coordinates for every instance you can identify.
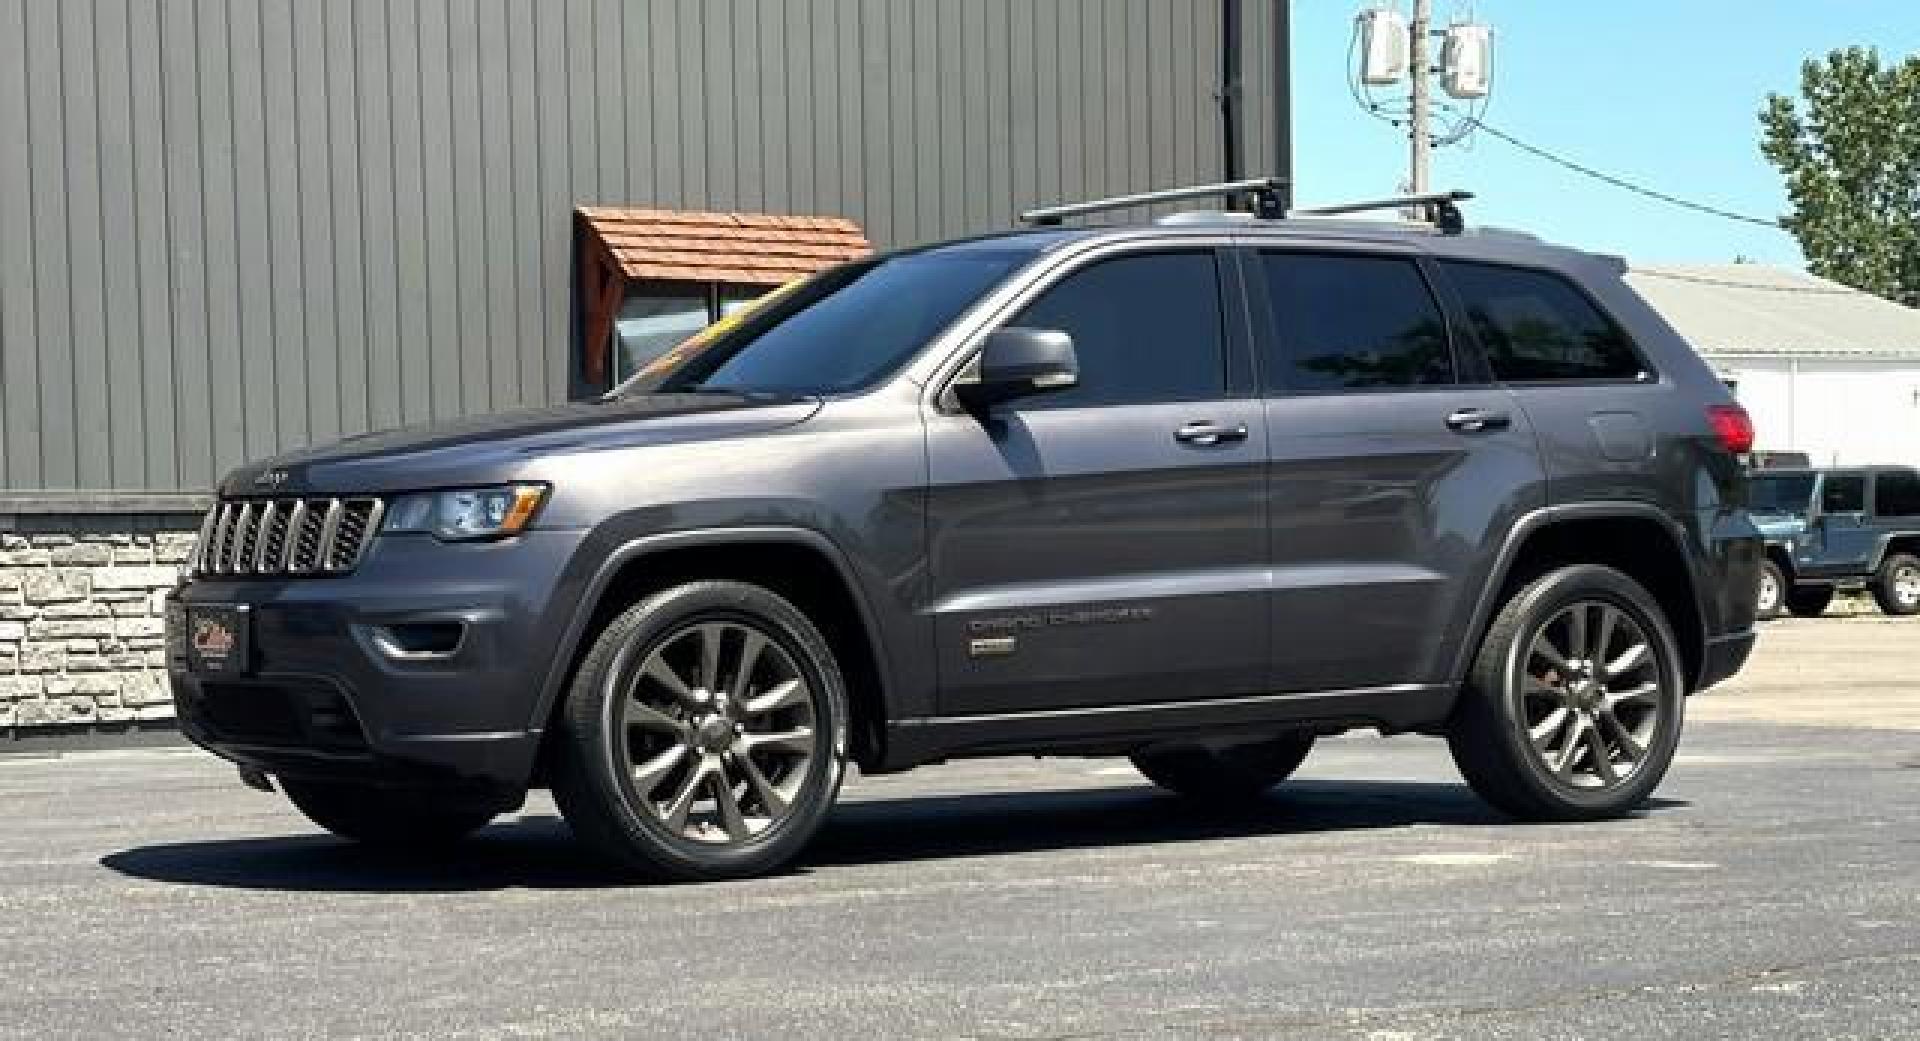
[193,496,383,578]
[292,500,327,572]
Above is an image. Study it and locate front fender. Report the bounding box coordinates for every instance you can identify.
[525,525,894,737]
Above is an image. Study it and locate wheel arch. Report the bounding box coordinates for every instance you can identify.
[530,527,894,775]
[1870,532,1920,571]
[1762,541,1797,582]
[1454,504,1708,694]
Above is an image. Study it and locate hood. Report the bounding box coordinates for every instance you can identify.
[221,393,821,496]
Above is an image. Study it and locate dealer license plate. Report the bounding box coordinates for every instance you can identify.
[181,604,251,676]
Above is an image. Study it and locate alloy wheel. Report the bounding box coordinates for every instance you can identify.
[1517,600,1669,790]
[609,619,820,844]
[1895,564,1920,608]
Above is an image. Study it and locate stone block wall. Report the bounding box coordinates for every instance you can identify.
[0,513,201,731]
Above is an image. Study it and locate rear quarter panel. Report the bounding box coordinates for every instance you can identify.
[1426,238,1760,646]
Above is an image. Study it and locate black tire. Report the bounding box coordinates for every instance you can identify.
[1870,552,1920,616]
[1786,585,1834,618]
[1754,559,1787,621]
[1131,732,1315,799]
[282,781,497,847]
[550,580,849,882]
[1446,564,1685,822]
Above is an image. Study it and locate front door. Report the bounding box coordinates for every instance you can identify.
[924,247,1270,716]
[1804,469,1875,578]
[1245,247,1547,693]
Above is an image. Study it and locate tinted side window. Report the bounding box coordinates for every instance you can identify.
[1823,472,1866,513]
[1874,470,1920,518]
[1441,261,1647,382]
[1009,252,1225,407]
[1259,253,1453,391]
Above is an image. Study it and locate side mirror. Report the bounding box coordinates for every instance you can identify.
[955,327,1078,410]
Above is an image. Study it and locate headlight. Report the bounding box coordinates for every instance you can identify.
[381,484,549,541]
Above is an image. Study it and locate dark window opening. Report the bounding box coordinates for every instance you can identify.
[1441,260,1648,383]
[1822,471,1866,514]
[1873,469,1920,518]
[1007,251,1227,408]
[1258,252,1454,392]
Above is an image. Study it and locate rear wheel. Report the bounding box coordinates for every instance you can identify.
[1786,585,1834,618]
[1447,565,1685,822]
[282,781,498,847]
[1131,732,1315,799]
[1870,553,1920,616]
[1755,559,1786,620]
[551,581,849,882]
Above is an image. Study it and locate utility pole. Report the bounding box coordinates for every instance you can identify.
[1406,0,1431,194]
[1355,3,1491,195]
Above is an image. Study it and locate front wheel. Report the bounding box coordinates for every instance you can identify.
[550,581,849,882]
[1870,553,1920,616]
[282,781,498,847]
[1447,565,1685,822]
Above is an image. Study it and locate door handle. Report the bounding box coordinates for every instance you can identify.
[1445,408,1512,434]
[1173,421,1249,446]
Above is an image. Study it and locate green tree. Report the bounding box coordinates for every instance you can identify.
[1759,47,1920,306]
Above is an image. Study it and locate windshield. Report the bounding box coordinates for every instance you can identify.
[613,248,1036,397]
[1751,472,1817,514]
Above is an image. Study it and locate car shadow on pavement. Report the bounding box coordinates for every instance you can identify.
[808,780,1685,867]
[98,779,1687,893]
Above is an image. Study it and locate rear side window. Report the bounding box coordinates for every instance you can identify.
[1258,253,1453,391]
[1823,472,1866,514]
[1009,251,1226,407]
[1874,469,1920,518]
[1441,261,1647,383]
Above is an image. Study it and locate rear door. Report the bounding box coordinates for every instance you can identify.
[1437,259,1666,507]
[924,246,1271,715]
[1245,246,1546,693]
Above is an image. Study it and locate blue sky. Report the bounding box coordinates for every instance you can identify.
[1289,1,1920,266]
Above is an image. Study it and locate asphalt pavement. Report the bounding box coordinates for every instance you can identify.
[1,615,1916,1040]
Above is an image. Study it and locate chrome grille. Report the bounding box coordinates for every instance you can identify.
[193,497,385,577]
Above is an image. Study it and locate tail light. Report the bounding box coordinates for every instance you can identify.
[1707,404,1754,455]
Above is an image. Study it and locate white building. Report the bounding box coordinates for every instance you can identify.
[1626,264,1920,466]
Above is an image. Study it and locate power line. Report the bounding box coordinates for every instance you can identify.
[1437,103,1786,230]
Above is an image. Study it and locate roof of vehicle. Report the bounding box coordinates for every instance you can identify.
[914,212,1602,269]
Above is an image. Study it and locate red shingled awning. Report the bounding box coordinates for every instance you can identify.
[575,207,872,383]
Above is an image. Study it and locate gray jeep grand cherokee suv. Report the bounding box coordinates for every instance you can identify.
[168,185,1760,881]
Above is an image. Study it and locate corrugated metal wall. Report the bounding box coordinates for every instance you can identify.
[0,0,1282,495]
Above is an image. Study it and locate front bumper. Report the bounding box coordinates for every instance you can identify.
[167,528,587,796]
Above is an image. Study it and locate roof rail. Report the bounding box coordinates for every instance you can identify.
[1289,190,1474,234]
[1019,176,1290,226]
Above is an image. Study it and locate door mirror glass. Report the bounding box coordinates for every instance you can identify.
[957,327,1078,407]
